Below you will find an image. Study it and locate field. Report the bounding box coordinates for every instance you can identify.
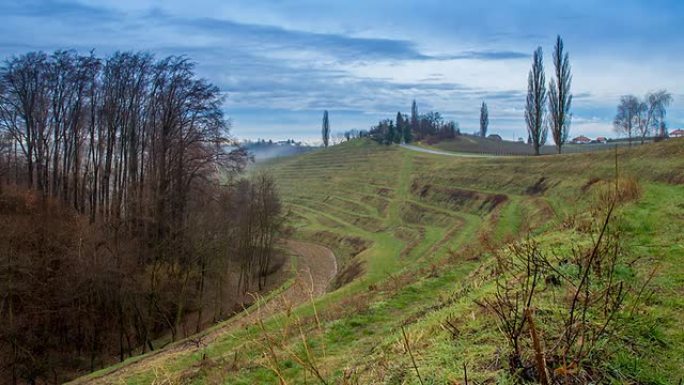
[421,134,647,156]
[77,138,684,384]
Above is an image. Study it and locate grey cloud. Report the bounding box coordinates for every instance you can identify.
[1,0,119,21]
[146,11,434,61]
[445,50,529,60]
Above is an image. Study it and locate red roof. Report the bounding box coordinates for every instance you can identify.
[596,137,607,141]
[572,135,591,143]
[671,129,684,136]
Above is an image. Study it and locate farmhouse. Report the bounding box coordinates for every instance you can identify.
[572,135,591,144]
[671,129,684,138]
[596,136,608,143]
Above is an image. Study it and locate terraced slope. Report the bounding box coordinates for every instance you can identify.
[78,138,684,384]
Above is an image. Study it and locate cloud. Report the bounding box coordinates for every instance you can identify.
[1,0,117,20]
[445,50,529,60]
[0,0,682,140]
[145,11,434,62]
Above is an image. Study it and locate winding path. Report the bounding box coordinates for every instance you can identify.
[400,143,497,157]
[71,240,337,384]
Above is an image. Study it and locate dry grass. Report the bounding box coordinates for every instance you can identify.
[594,176,642,207]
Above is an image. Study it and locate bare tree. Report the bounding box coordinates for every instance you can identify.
[634,99,651,144]
[548,35,572,154]
[613,95,640,145]
[615,91,672,144]
[0,50,284,384]
[479,101,489,138]
[525,47,547,155]
[0,52,50,191]
[645,90,672,138]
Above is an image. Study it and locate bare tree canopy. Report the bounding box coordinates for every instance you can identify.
[525,47,547,155]
[0,50,283,384]
[613,95,640,144]
[646,90,672,138]
[548,35,572,154]
[614,90,673,144]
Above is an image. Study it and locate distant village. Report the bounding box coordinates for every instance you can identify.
[568,129,683,144]
[494,128,684,145]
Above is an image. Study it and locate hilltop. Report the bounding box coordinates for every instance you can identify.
[76,138,684,384]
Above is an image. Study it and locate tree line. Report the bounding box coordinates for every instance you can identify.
[321,35,673,154]
[367,100,459,145]
[524,35,673,155]
[0,50,282,384]
[613,91,673,144]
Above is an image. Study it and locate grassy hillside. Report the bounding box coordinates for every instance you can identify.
[81,138,684,384]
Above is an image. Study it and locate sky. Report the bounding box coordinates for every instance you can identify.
[1,0,683,143]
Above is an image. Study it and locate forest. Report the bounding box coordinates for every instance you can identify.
[0,50,283,384]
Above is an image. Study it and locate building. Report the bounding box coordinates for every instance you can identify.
[596,137,608,143]
[571,135,591,144]
[671,129,684,138]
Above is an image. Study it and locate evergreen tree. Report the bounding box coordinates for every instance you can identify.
[402,113,412,143]
[395,111,405,143]
[480,101,489,137]
[410,100,419,138]
[387,121,396,144]
[322,110,330,147]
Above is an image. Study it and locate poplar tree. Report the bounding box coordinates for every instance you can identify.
[480,101,489,137]
[322,110,330,147]
[395,111,405,143]
[548,36,572,154]
[525,47,547,155]
[410,100,419,138]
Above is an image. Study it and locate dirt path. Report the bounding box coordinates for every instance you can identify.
[400,143,499,157]
[71,240,337,384]
[235,240,337,327]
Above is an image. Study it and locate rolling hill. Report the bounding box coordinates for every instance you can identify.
[75,138,684,384]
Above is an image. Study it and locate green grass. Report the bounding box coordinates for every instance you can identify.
[78,138,684,384]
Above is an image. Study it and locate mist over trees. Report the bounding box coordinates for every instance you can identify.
[525,47,548,155]
[548,35,572,154]
[242,139,314,162]
[0,50,282,384]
